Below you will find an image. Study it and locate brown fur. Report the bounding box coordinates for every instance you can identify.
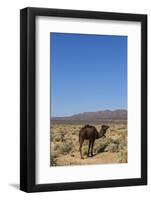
[79,124,109,159]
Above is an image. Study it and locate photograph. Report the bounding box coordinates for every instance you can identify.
[50,32,128,166]
[20,7,147,192]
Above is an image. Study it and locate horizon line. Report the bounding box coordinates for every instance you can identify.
[51,108,127,118]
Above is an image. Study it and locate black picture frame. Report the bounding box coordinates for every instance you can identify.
[20,7,147,192]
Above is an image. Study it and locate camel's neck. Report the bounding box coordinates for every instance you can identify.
[97,128,105,139]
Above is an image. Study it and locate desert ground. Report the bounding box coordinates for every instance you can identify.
[50,121,127,166]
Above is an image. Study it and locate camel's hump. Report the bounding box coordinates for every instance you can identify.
[83,124,93,129]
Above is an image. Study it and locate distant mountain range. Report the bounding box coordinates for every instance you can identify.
[52,109,127,122]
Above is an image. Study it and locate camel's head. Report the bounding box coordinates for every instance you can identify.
[101,125,109,137]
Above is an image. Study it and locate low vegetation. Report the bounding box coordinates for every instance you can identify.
[50,122,127,166]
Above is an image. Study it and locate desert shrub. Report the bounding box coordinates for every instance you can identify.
[72,135,77,141]
[117,133,127,150]
[118,126,125,130]
[50,142,54,150]
[118,149,127,163]
[118,138,127,151]
[61,140,73,155]
[104,143,119,152]
[54,143,61,151]
[72,131,77,135]
[54,133,64,142]
[50,130,54,141]
[97,134,127,153]
[51,142,61,159]
[72,126,77,130]
[50,153,57,166]
[94,142,107,153]
[105,137,115,145]
[87,128,128,154]
[110,129,116,132]
[70,150,75,157]
[82,146,88,156]
[54,135,61,142]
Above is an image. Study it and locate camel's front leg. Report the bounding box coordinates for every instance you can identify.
[90,140,95,157]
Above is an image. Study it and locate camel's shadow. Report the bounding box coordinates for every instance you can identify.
[97,145,107,153]
[86,145,107,158]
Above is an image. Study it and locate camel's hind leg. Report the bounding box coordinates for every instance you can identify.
[79,138,84,159]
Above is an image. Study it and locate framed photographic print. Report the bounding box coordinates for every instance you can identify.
[20,7,147,192]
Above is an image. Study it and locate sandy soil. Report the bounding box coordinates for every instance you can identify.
[55,152,120,166]
[50,123,127,166]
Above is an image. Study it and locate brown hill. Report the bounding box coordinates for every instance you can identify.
[52,109,127,122]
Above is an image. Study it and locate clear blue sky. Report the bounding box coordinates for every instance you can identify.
[50,33,127,117]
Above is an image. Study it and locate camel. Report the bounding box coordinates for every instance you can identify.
[79,124,109,159]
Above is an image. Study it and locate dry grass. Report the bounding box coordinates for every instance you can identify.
[50,122,127,166]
